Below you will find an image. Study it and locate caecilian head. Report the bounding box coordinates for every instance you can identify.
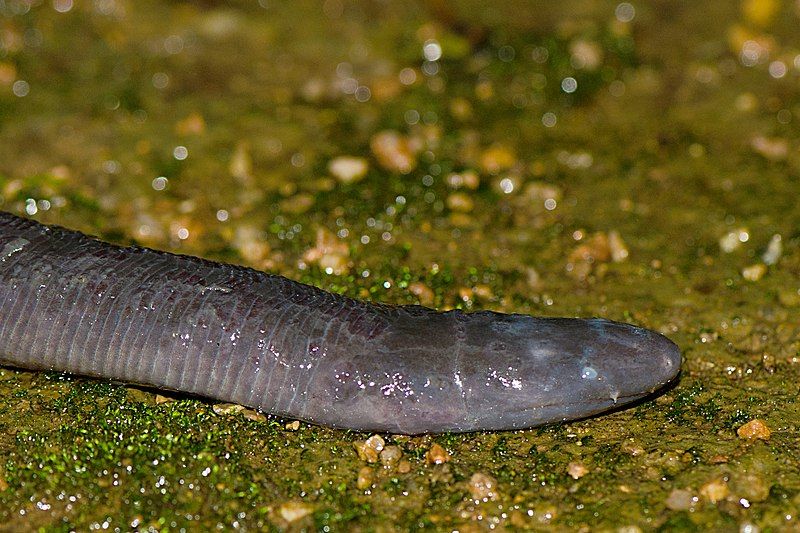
[456,313,681,431]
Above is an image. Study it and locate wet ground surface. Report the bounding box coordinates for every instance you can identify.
[0,0,799,530]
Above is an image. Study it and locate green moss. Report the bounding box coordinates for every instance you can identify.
[2,0,800,529]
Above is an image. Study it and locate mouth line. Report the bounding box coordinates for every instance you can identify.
[491,374,681,419]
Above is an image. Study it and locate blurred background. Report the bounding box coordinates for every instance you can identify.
[0,0,799,530]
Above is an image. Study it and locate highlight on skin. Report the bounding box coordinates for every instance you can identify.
[0,212,681,434]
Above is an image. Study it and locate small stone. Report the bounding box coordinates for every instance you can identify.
[733,473,770,502]
[719,228,750,253]
[425,443,450,465]
[353,434,385,463]
[0,62,16,86]
[302,227,350,275]
[608,230,629,262]
[737,419,771,440]
[212,403,245,415]
[567,232,612,280]
[473,284,493,300]
[480,145,516,174]
[280,193,315,215]
[750,135,787,160]
[741,263,767,282]
[567,462,589,480]
[233,225,270,264]
[370,130,419,174]
[446,192,474,213]
[328,156,369,184]
[743,0,780,27]
[356,466,373,490]
[397,459,412,473]
[242,408,266,422]
[155,394,174,404]
[380,445,403,468]
[620,441,645,457]
[526,267,543,291]
[175,111,206,136]
[699,479,729,504]
[445,170,479,190]
[408,282,435,306]
[520,181,562,209]
[449,97,473,121]
[284,420,300,431]
[229,141,252,183]
[762,234,782,265]
[278,501,313,523]
[468,472,498,501]
[778,288,800,307]
[365,434,385,452]
[665,489,697,511]
[570,40,603,70]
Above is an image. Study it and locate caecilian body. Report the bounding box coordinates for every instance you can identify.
[0,212,680,434]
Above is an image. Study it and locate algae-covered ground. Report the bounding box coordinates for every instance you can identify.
[1,0,799,530]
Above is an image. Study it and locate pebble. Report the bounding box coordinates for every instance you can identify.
[175,111,206,136]
[699,479,729,503]
[620,441,645,457]
[212,403,245,415]
[520,181,562,208]
[608,230,629,262]
[449,97,473,121]
[380,445,403,468]
[302,227,350,275]
[741,263,767,282]
[567,232,612,280]
[570,39,603,70]
[284,420,301,431]
[750,136,787,161]
[425,443,450,465]
[468,472,498,501]
[353,434,385,463]
[397,459,412,474]
[762,234,782,265]
[278,501,314,523]
[241,408,266,422]
[737,419,771,440]
[0,62,16,86]
[733,473,770,502]
[480,145,516,174]
[445,170,480,190]
[328,156,369,184]
[719,228,749,253]
[357,466,373,490]
[229,141,252,183]
[567,462,589,480]
[526,267,543,291]
[665,489,698,511]
[155,394,174,404]
[446,192,474,213]
[370,130,419,174]
[279,193,315,215]
[778,288,800,307]
[408,282,435,306]
[233,225,270,264]
[743,0,780,27]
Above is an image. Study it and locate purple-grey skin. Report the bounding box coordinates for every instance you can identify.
[0,212,681,434]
